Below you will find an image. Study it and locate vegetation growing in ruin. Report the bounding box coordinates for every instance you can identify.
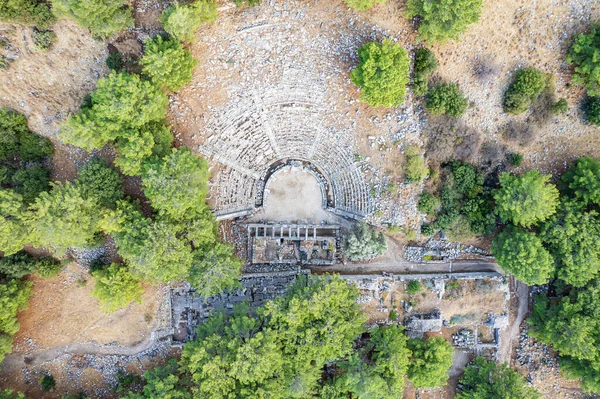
[457,356,541,398]
[405,0,483,43]
[407,336,454,388]
[343,222,387,261]
[91,263,144,314]
[350,39,410,107]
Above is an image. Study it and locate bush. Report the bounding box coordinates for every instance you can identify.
[343,222,387,261]
[424,117,481,165]
[508,152,524,166]
[444,214,472,242]
[141,35,197,91]
[33,29,56,50]
[566,22,600,97]
[0,0,54,28]
[404,145,427,183]
[405,0,483,43]
[503,68,548,114]
[233,0,259,6]
[350,39,410,107]
[11,166,50,203]
[91,263,144,314]
[584,96,600,126]
[407,280,422,295]
[425,83,468,117]
[0,252,38,278]
[343,0,384,10]
[35,257,63,278]
[51,0,134,38]
[417,192,438,215]
[0,279,32,364]
[551,98,568,114]
[414,47,438,76]
[106,51,123,71]
[160,0,218,42]
[75,158,123,208]
[0,108,53,162]
[40,375,55,392]
[420,224,433,236]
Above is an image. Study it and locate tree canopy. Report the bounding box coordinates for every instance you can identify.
[0,279,32,364]
[51,0,133,37]
[160,0,217,43]
[350,39,410,107]
[76,157,124,208]
[566,22,600,97]
[141,35,197,92]
[407,336,454,389]
[457,356,541,399]
[0,190,32,256]
[425,82,468,117]
[405,0,483,43]
[92,263,144,314]
[343,222,387,261]
[491,225,554,285]
[493,170,559,228]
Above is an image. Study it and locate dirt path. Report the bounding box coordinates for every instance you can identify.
[498,279,530,364]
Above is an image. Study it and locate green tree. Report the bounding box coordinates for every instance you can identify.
[40,375,55,392]
[51,0,133,37]
[0,190,31,256]
[141,35,197,91]
[350,39,410,107]
[405,0,483,43]
[11,166,50,203]
[404,145,428,183]
[160,0,217,43]
[412,47,438,96]
[561,157,600,205]
[124,359,189,398]
[0,0,54,27]
[0,279,33,364]
[91,263,144,314]
[425,82,468,117]
[343,0,385,11]
[343,222,387,261]
[76,157,123,208]
[539,204,600,287]
[61,72,168,151]
[566,22,600,97]
[491,225,554,285]
[0,108,53,162]
[29,182,104,255]
[187,242,242,298]
[0,389,25,399]
[493,170,559,228]
[417,192,438,215]
[141,147,209,220]
[406,280,421,295]
[584,95,600,126]
[457,356,541,399]
[407,336,454,389]
[503,68,548,114]
[0,251,37,278]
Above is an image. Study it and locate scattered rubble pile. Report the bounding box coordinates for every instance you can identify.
[453,329,476,347]
[404,238,491,263]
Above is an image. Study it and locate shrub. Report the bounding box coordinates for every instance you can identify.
[508,152,524,166]
[0,279,33,364]
[566,22,600,97]
[141,35,197,91]
[412,47,438,96]
[420,224,433,236]
[33,29,56,50]
[0,190,32,256]
[91,263,144,314]
[343,0,384,10]
[106,51,123,71]
[405,0,483,43]
[0,108,53,162]
[0,252,37,278]
[412,74,429,97]
[11,166,50,203]
[343,222,387,261]
[40,375,55,392]
[0,55,11,70]
[584,96,600,126]
[503,68,548,114]
[35,257,63,278]
[160,0,217,43]
[233,0,259,6]
[51,0,134,38]
[404,145,427,183]
[444,214,472,242]
[350,39,410,107]
[417,192,438,214]
[551,98,568,114]
[407,280,422,295]
[424,117,481,164]
[76,157,123,208]
[425,82,468,117]
[0,0,54,28]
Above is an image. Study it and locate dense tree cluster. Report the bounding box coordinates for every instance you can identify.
[343,222,387,261]
[457,356,541,398]
[91,263,144,314]
[405,0,483,43]
[351,39,410,107]
[0,0,54,28]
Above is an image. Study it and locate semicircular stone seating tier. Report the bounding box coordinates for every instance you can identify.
[199,68,372,221]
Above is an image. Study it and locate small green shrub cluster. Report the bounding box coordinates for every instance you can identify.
[584,96,600,126]
[350,39,411,107]
[404,145,428,183]
[343,0,384,10]
[417,192,438,214]
[233,0,260,6]
[106,51,123,71]
[91,263,144,313]
[503,67,548,114]
[567,22,600,97]
[33,28,56,50]
[425,82,468,117]
[508,152,524,167]
[0,279,32,364]
[160,0,218,42]
[551,98,568,114]
[39,375,55,392]
[407,280,422,295]
[412,47,438,96]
